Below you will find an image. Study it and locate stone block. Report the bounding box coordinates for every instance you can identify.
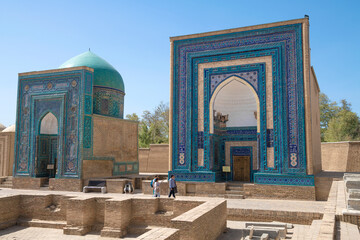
[101,198,132,238]
[64,197,96,235]
[106,179,127,193]
[12,177,47,189]
[49,178,83,192]
[345,180,360,191]
[348,199,360,211]
[349,189,360,199]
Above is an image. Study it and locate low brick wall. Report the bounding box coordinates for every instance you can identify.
[243,184,316,200]
[49,178,83,192]
[101,198,132,238]
[321,141,360,172]
[20,194,70,221]
[106,179,127,193]
[0,193,226,240]
[142,180,227,197]
[227,208,322,225]
[0,195,20,230]
[171,200,227,240]
[12,177,47,189]
[64,197,97,235]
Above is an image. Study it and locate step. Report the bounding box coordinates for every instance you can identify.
[225,194,244,199]
[348,199,360,211]
[226,186,244,191]
[345,180,360,191]
[226,190,244,194]
[349,189,360,199]
[17,219,66,229]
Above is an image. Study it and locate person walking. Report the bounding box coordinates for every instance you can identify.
[153,178,161,197]
[151,175,158,197]
[168,175,177,198]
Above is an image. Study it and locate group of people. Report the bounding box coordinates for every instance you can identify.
[151,175,177,198]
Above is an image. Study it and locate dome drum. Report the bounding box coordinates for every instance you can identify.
[59,51,125,119]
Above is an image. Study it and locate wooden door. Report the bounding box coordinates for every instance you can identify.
[233,156,250,181]
[36,135,50,177]
[49,137,58,178]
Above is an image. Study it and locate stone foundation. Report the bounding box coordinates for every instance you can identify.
[0,193,226,240]
[49,178,83,192]
[12,177,47,189]
[243,184,316,200]
[142,180,316,200]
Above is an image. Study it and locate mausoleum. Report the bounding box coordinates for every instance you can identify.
[13,51,139,191]
[168,17,321,196]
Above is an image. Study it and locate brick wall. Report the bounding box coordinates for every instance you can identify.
[64,197,96,235]
[49,178,83,192]
[0,195,20,230]
[101,198,132,238]
[171,200,227,240]
[244,184,316,200]
[13,177,47,189]
[139,144,169,173]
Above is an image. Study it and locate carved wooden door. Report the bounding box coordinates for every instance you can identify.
[233,156,250,181]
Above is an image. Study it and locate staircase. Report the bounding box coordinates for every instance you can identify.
[0,176,13,188]
[344,173,360,212]
[41,178,50,188]
[225,182,244,199]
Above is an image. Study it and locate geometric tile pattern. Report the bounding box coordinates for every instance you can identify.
[170,23,312,185]
[14,69,93,178]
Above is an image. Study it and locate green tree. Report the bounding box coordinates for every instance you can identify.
[324,110,360,142]
[126,102,169,148]
[319,93,340,141]
[138,123,152,148]
[125,113,140,122]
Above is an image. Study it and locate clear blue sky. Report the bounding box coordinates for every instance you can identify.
[1,0,359,126]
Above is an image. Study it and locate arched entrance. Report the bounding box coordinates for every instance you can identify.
[210,76,259,182]
[36,112,59,178]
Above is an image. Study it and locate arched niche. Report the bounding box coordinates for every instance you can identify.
[40,112,58,135]
[210,76,259,133]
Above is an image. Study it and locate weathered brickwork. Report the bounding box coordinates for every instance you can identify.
[0,195,20,230]
[0,193,226,240]
[243,184,316,200]
[227,208,322,225]
[13,177,47,189]
[49,178,83,192]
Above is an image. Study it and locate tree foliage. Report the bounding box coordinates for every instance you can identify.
[320,93,360,142]
[126,102,169,148]
[324,110,360,142]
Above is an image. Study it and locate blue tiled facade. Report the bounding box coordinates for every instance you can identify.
[169,21,314,186]
[14,68,135,179]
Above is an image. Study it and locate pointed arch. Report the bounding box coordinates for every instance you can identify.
[209,76,260,133]
[40,112,58,135]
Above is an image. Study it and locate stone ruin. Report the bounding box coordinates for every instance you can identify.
[238,221,293,240]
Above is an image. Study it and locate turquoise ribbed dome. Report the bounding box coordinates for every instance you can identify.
[59,51,125,92]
